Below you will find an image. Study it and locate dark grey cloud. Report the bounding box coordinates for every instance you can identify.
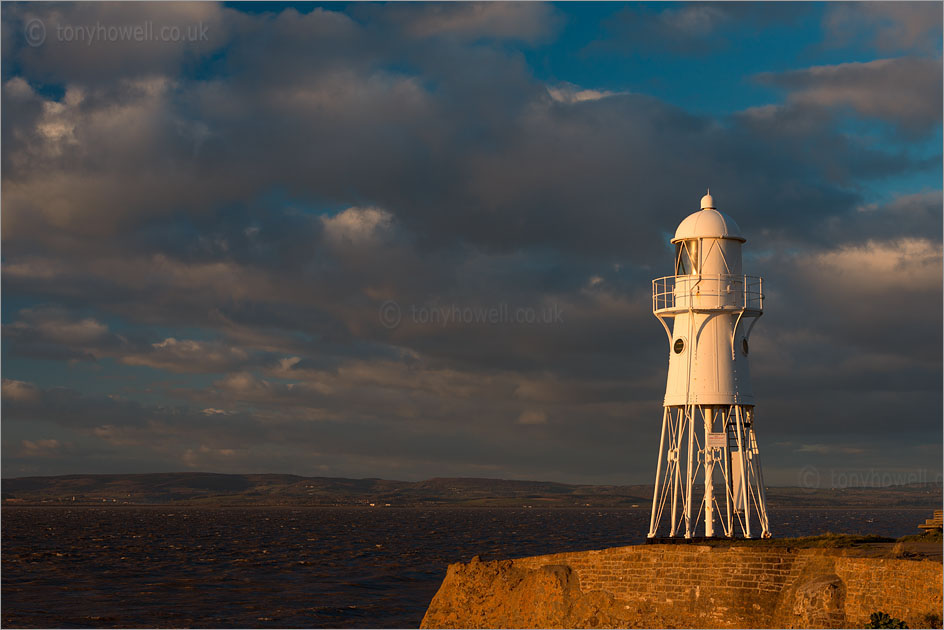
[822,2,943,56]
[3,306,125,361]
[3,2,226,84]
[820,190,943,245]
[4,306,261,374]
[359,2,563,45]
[5,4,932,267]
[596,3,811,56]
[1,377,665,482]
[755,57,944,136]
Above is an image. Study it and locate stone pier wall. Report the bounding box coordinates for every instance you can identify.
[420,543,943,629]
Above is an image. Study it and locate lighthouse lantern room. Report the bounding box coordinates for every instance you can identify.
[648,191,770,539]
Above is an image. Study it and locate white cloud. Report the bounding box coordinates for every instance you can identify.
[547,84,626,105]
[322,206,394,246]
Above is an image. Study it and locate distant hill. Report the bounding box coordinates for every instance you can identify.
[2,473,940,508]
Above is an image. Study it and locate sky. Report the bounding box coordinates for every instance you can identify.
[1,1,941,486]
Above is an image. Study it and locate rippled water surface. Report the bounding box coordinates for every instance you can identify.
[2,506,930,628]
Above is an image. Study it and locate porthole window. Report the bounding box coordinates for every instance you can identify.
[741,339,749,356]
[673,338,686,354]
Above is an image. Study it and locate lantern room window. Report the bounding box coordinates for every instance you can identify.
[674,239,699,275]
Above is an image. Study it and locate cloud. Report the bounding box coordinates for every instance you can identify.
[823,2,943,55]
[822,190,944,245]
[13,309,109,345]
[657,4,731,37]
[546,84,627,105]
[795,443,867,456]
[599,3,809,56]
[4,307,125,361]
[801,237,941,293]
[21,439,64,457]
[182,445,238,468]
[1,378,655,481]
[321,206,395,247]
[2,75,222,243]
[3,379,42,403]
[381,2,562,44]
[4,2,225,84]
[517,410,548,425]
[4,307,259,373]
[2,5,931,266]
[755,57,943,135]
[120,338,251,374]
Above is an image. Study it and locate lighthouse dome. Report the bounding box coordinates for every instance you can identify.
[672,198,745,243]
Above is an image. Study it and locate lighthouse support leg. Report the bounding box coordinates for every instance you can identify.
[748,424,771,538]
[669,407,681,536]
[648,407,669,538]
[734,405,752,538]
[669,407,685,536]
[684,404,695,538]
[703,406,714,538]
[723,406,733,538]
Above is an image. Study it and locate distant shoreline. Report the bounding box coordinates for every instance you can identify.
[3,503,939,510]
[4,472,940,510]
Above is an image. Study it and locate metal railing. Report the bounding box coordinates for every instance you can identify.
[652,274,764,314]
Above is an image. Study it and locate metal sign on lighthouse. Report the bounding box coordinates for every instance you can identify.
[648,191,771,539]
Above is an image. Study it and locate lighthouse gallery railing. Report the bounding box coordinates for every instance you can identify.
[652,274,764,314]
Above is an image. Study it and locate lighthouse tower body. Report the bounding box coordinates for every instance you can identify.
[648,193,770,539]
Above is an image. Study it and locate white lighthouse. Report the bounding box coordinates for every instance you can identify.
[648,191,770,539]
